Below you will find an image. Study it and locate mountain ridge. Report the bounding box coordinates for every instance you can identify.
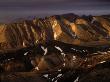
[0,13,110,52]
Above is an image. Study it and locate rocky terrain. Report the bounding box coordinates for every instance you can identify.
[1,13,110,82]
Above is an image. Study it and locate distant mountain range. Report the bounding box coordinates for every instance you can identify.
[0,13,110,52]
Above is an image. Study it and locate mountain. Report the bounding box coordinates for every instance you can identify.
[1,13,110,82]
[0,13,110,52]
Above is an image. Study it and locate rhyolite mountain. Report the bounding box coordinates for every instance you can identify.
[0,13,110,52]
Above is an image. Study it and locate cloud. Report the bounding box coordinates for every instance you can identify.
[0,0,110,22]
[0,0,68,3]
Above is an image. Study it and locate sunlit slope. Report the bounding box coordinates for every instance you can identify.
[0,13,110,51]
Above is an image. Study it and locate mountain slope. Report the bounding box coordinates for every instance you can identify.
[0,13,110,52]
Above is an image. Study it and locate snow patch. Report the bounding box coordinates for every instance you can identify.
[55,46,63,52]
[43,74,48,78]
[24,52,29,56]
[35,66,39,70]
[57,74,62,77]
[100,61,106,64]
[74,77,79,82]
[58,69,62,72]
[73,56,76,61]
[41,46,48,55]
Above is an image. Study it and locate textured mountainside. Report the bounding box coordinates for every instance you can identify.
[1,13,110,82]
[0,13,110,52]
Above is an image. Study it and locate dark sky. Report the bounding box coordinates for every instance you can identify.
[0,0,110,23]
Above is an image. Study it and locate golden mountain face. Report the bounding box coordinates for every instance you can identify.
[0,14,110,51]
